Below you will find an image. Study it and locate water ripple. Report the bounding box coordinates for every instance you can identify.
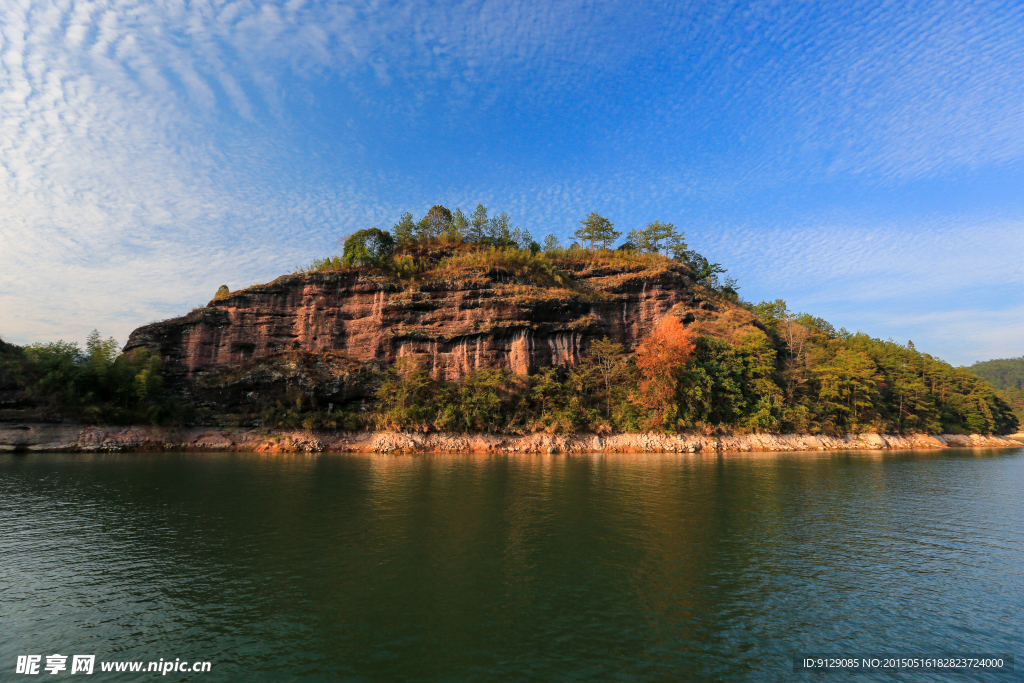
[1,449,1021,681]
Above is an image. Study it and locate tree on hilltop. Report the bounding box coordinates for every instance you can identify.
[451,208,469,241]
[643,221,681,254]
[574,212,621,250]
[664,228,688,260]
[420,205,453,240]
[342,228,395,266]
[469,205,489,243]
[488,212,513,245]
[392,212,416,246]
[628,221,679,254]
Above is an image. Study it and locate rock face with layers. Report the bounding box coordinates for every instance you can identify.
[125,261,702,385]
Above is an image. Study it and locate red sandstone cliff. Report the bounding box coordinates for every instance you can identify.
[125,258,706,386]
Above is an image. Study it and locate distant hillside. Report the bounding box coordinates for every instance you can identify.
[971,356,1024,391]
[970,357,1024,427]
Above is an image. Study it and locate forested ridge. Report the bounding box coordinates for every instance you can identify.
[968,357,1024,427]
[1,204,1018,436]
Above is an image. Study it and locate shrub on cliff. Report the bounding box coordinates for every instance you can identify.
[545,246,673,271]
[373,359,438,431]
[298,203,738,296]
[298,256,343,272]
[437,248,574,288]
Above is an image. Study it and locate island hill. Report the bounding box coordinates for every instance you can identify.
[1,206,1020,453]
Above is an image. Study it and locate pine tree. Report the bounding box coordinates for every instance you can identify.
[639,221,678,253]
[488,212,512,245]
[392,212,416,246]
[574,212,621,250]
[450,208,468,241]
[424,205,453,239]
[469,205,489,242]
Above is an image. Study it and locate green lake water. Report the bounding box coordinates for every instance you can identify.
[1,448,1021,681]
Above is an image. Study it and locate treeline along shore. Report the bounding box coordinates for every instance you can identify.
[2,205,1020,444]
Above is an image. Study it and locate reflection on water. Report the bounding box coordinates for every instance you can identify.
[1,449,1021,681]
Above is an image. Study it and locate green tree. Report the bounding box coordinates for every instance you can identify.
[86,330,119,369]
[542,234,561,252]
[677,336,748,429]
[392,212,416,246]
[886,349,936,432]
[424,204,453,239]
[682,250,726,288]
[341,228,395,266]
[511,227,535,251]
[752,299,789,331]
[469,205,489,242]
[588,337,624,419]
[450,208,469,241]
[736,333,783,431]
[373,359,436,431]
[813,349,880,428]
[636,221,678,254]
[620,231,639,251]
[970,356,1024,392]
[574,212,621,250]
[19,332,175,425]
[24,340,84,408]
[528,367,576,433]
[131,351,164,403]
[721,275,740,301]
[969,356,1024,426]
[488,212,513,245]
[665,230,689,261]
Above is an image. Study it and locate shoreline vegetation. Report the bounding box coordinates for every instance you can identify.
[1,423,1020,454]
[2,204,1020,438]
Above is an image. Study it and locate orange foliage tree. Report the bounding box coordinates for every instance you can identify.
[632,315,696,429]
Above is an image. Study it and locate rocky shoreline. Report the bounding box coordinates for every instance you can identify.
[1,423,1020,454]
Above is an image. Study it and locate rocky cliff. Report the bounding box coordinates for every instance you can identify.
[125,257,710,389]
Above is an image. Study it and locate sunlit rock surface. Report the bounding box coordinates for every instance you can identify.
[125,263,704,383]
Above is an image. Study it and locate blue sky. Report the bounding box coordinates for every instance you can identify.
[1,0,1022,366]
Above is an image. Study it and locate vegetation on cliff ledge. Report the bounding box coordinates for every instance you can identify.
[287,204,736,298]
